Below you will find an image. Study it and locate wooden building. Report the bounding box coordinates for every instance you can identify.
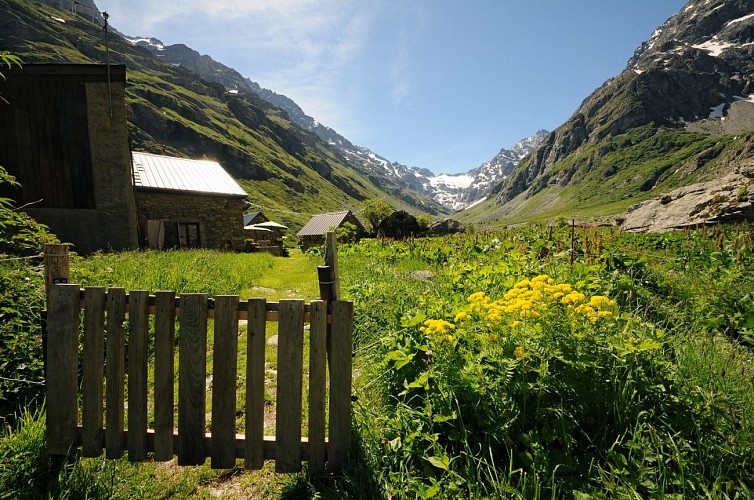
[132,152,248,250]
[0,64,138,252]
[296,210,365,250]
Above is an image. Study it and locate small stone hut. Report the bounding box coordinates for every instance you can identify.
[296,210,366,250]
[132,152,248,250]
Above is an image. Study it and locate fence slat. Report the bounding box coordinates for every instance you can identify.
[245,298,266,470]
[275,299,305,473]
[211,295,239,469]
[178,294,208,466]
[46,284,80,456]
[82,287,105,457]
[307,300,327,473]
[154,291,176,461]
[105,288,126,459]
[128,290,150,461]
[328,300,353,471]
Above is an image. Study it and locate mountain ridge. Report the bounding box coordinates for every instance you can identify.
[481,0,754,227]
[125,35,546,211]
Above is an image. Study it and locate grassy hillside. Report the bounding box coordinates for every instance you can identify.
[460,126,754,225]
[0,0,444,229]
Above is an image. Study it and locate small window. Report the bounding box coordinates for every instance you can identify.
[177,222,201,249]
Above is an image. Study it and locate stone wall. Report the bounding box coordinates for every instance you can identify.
[134,190,246,250]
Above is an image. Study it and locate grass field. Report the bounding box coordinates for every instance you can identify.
[2,225,754,498]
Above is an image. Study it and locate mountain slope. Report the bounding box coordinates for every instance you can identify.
[0,0,445,230]
[127,37,550,211]
[483,0,754,224]
[124,37,458,211]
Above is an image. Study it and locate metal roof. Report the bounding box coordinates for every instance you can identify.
[296,211,352,237]
[132,152,247,197]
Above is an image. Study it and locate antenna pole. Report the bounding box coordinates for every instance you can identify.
[103,12,113,120]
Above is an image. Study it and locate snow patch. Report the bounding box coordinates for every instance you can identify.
[633,68,645,75]
[709,103,726,119]
[725,12,754,27]
[51,16,65,23]
[734,94,754,103]
[428,174,474,190]
[127,37,165,50]
[465,197,487,209]
[692,39,733,57]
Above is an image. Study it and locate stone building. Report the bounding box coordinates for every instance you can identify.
[296,210,366,250]
[0,63,138,252]
[132,152,248,250]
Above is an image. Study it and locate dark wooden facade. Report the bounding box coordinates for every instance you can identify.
[0,64,138,252]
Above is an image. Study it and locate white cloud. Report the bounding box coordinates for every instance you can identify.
[98,0,384,136]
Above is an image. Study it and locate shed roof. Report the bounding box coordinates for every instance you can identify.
[296,211,354,237]
[132,152,247,197]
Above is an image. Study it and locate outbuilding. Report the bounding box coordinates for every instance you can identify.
[296,210,366,250]
[132,152,248,250]
[0,63,138,252]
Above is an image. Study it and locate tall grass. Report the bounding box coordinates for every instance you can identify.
[3,227,754,498]
[70,249,277,296]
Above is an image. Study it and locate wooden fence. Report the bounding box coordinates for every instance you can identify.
[44,239,352,473]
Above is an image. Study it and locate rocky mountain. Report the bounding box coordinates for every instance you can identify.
[486,0,754,228]
[1,0,448,230]
[126,36,547,211]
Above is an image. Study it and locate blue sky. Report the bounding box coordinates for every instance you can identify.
[95,0,688,175]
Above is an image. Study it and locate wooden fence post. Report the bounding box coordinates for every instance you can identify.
[212,295,240,469]
[44,244,69,302]
[105,288,126,459]
[328,300,353,471]
[307,300,328,473]
[276,299,305,473]
[128,290,150,462]
[324,232,340,301]
[46,283,80,456]
[178,294,208,466]
[245,298,267,470]
[81,287,106,458]
[154,291,176,461]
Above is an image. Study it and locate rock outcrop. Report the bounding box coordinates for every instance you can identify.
[619,163,754,232]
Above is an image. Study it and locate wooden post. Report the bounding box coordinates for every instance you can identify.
[324,232,340,301]
[178,294,208,466]
[105,288,127,459]
[128,290,150,462]
[154,291,176,461]
[570,219,575,266]
[328,300,353,471]
[308,300,328,473]
[46,283,80,456]
[275,299,305,473]
[81,287,106,458]
[44,244,69,303]
[245,298,267,470]
[211,295,240,469]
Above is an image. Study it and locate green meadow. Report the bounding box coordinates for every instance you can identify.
[2,224,754,498]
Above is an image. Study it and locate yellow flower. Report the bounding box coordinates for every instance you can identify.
[511,320,521,327]
[421,319,455,336]
[513,346,525,358]
[454,311,469,323]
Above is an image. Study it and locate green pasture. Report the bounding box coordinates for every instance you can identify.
[2,225,754,498]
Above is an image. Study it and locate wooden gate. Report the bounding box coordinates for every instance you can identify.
[44,242,352,473]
